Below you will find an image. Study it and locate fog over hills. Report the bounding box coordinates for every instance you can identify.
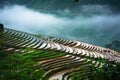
[0,0,120,13]
[0,1,120,47]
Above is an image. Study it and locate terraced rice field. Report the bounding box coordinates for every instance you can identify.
[0,25,120,80]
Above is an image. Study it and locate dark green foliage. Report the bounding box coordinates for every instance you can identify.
[0,44,64,80]
[91,61,120,80]
[20,49,65,61]
[0,51,46,80]
[0,23,4,30]
[71,59,120,80]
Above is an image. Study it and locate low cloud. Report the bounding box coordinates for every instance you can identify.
[0,5,120,46]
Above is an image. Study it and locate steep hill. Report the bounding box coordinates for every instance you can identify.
[0,24,120,80]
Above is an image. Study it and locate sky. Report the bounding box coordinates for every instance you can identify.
[0,5,120,47]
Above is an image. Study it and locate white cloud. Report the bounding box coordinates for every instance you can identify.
[0,5,120,46]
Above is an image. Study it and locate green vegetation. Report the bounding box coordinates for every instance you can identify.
[0,46,120,80]
[0,28,120,80]
[0,50,46,80]
[21,49,65,61]
[71,59,120,80]
[0,46,64,80]
[92,62,120,80]
[89,59,120,80]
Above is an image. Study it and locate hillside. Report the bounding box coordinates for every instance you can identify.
[0,24,120,80]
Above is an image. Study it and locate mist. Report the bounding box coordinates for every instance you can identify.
[0,5,120,46]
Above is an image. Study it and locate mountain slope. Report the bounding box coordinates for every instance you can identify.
[0,24,120,80]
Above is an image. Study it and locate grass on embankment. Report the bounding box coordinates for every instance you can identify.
[0,47,65,80]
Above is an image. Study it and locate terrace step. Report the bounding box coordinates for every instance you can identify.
[1,28,120,63]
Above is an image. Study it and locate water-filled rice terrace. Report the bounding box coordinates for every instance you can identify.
[0,24,120,80]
